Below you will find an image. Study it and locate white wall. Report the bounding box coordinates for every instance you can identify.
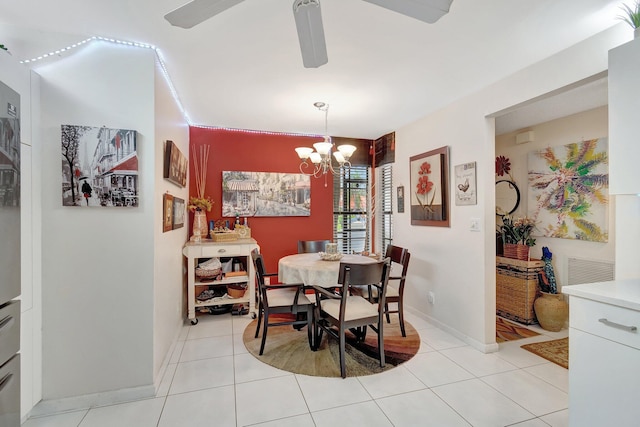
[0,49,43,421]
[152,59,189,382]
[394,24,630,350]
[496,106,614,291]
[36,42,157,401]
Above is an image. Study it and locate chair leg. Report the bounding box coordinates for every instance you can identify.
[306,306,314,351]
[339,326,346,378]
[378,319,385,368]
[385,303,391,324]
[259,312,269,355]
[398,299,406,337]
[313,306,323,350]
[254,303,263,339]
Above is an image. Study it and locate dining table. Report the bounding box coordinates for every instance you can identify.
[278,252,379,287]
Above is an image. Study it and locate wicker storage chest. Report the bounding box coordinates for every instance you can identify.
[496,256,544,324]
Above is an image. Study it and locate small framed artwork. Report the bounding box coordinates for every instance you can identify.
[410,146,449,227]
[163,193,174,232]
[164,140,187,187]
[397,186,405,213]
[454,162,477,206]
[173,197,185,229]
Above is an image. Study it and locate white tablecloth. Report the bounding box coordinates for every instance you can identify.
[278,253,378,287]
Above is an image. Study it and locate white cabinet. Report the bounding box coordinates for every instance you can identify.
[609,37,640,195]
[183,239,259,325]
[564,280,640,427]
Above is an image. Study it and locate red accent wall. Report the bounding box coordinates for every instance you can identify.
[189,127,333,273]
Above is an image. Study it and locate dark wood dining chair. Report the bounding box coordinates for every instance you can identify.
[351,245,410,336]
[312,258,391,378]
[383,245,410,337]
[297,239,330,253]
[251,250,314,355]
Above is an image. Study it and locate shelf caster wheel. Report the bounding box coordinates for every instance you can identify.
[190,318,198,325]
[251,312,257,319]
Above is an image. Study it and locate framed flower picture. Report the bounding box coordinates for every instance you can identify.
[410,146,450,227]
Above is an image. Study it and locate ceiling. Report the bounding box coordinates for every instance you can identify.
[0,0,626,139]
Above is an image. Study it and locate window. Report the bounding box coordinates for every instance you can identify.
[333,166,369,254]
[378,163,393,254]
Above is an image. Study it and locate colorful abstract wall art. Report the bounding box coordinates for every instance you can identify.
[527,138,608,242]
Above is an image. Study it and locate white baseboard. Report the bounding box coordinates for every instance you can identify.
[405,306,499,353]
[29,384,156,418]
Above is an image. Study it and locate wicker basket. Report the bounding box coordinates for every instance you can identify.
[496,256,544,324]
[195,267,222,280]
[210,231,239,242]
[503,243,530,261]
[226,284,247,299]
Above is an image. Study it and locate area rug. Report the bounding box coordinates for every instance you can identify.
[496,316,540,342]
[243,314,420,378]
[521,338,568,369]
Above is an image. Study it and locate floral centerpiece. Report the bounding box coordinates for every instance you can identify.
[188,196,213,212]
[499,215,537,260]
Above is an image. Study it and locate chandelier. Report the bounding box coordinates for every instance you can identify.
[295,102,356,181]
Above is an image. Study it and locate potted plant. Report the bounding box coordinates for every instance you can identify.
[618,1,640,38]
[499,215,536,260]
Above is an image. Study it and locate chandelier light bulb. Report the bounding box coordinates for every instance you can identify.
[313,141,332,156]
[337,144,356,160]
[309,152,322,164]
[295,146,314,159]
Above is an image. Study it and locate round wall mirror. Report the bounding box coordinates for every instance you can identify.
[495,180,520,216]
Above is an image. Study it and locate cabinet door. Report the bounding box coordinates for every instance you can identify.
[569,328,640,426]
[609,37,640,195]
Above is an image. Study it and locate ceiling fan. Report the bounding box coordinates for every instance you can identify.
[164,0,453,68]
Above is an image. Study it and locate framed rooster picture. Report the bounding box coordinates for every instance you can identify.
[454,162,477,206]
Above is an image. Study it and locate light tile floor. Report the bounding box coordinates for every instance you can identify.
[23,313,569,427]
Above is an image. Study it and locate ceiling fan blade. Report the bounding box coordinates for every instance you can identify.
[362,0,453,24]
[164,0,246,29]
[292,0,328,68]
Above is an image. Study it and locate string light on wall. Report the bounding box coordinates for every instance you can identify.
[295,102,356,185]
[17,36,191,124]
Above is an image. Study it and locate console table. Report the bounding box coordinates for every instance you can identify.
[183,239,259,325]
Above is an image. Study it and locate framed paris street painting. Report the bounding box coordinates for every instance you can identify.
[410,146,450,227]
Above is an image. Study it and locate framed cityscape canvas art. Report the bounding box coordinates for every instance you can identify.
[222,171,311,217]
[61,125,138,207]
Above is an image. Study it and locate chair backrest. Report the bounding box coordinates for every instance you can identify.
[386,245,410,278]
[337,258,391,319]
[297,239,330,253]
[251,249,267,285]
[251,249,270,305]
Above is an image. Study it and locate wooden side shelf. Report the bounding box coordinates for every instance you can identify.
[183,239,259,325]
